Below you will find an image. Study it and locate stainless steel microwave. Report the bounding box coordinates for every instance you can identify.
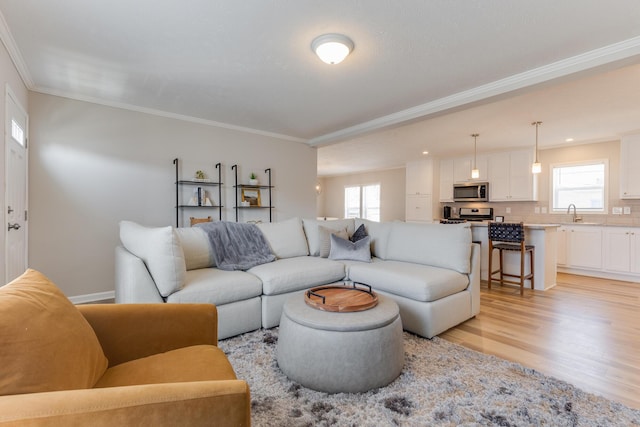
[453,182,488,202]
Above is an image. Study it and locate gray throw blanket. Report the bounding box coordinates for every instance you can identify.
[196,221,275,271]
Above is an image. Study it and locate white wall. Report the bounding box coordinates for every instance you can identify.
[317,168,405,221]
[0,40,29,284]
[28,93,317,298]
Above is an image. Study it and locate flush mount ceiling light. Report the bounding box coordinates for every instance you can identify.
[471,133,480,179]
[311,33,354,64]
[531,121,542,174]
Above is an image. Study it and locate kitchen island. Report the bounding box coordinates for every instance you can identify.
[470,222,560,291]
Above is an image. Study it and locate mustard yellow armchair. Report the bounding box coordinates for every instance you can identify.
[0,270,250,427]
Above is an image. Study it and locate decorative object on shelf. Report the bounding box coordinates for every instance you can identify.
[173,158,223,227]
[242,189,261,206]
[249,173,259,186]
[531,121,542,174]
[188,187,213,206]
[231,165,274,222]
[311,33,354,64]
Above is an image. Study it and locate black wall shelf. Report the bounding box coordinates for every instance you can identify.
[231,164,274,222]
[173,158,223,227]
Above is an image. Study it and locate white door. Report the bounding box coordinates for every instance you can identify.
[5,87,28,282]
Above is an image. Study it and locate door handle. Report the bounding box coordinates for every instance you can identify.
[7,223,20,231]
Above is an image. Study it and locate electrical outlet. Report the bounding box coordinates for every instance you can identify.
[534,207,540,214]
[506,207,511,214]
[623,206,631,215]
[612,207,622,215]
[541,207,547,214]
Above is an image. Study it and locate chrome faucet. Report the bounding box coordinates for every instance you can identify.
[567,204,582,222]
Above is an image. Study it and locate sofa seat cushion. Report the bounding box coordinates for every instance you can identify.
[94,345,236,388]
[249,257,345,296]
[347,260,469,302]
[166,268,262,305]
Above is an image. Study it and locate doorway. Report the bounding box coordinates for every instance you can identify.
[5,86,28,282]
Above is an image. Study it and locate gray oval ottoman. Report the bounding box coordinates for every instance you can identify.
[276,293,404,393]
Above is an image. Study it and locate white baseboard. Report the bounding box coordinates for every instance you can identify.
[69,290,115,304]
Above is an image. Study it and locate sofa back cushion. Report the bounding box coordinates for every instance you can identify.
[386,222,472,273]
[0,269,108,395]
[355,218,392,259]
[119,221,187,297]
[175,227,215,270]
[303,218,355,257]
[257,217,309,259]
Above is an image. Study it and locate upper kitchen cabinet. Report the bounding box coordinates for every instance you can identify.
[487,149,538,201]
[439,156,487,202]
[620,135,640,199]
[406,159,433,195]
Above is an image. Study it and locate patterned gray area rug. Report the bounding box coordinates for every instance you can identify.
[218,329,640,426]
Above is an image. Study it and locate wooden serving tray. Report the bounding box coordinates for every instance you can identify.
[304,283,378,312]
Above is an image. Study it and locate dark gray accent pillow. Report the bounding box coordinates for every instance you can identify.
[350,223,368,242]
[329,234,371,262]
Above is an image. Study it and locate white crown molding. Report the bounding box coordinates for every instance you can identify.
[308,35,640,147]
[33,86,307,143]
[0,9,34,88]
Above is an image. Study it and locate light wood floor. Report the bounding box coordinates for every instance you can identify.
[440,273,640,409]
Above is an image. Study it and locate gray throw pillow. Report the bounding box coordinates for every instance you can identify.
[350,223,368,242]
[329,234,371,262]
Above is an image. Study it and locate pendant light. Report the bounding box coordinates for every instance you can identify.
[471,133,480,179]
[531,121,542,174]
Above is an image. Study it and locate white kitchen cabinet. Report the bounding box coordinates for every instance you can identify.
[604,227,640,273]
[565,226,603,269]
[487,149,538,201]
[439,155,487,202]
[620,135,640,199]
[556,226,567,266]
[406,160,433,195]
[405,194,432,222]
[439,158,454,202]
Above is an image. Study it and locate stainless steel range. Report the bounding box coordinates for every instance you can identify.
[458,207,493,222]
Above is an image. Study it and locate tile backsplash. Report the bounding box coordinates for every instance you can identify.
[442,199,640,226]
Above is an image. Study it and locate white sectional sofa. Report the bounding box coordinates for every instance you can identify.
[115,217,480,339]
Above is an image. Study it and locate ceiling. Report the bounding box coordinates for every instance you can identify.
[1,1,640,176]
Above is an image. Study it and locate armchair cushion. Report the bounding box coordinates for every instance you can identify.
[95,345,237,388]
[0,269,108,396]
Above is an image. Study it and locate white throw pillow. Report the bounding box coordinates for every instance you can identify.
[174,227,215,270]
[257,217,309,259]
[119,221,187,297]
[303,218,355,256]
[318,225,349,258]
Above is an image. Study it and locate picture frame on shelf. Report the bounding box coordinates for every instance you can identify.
[241,188,261,206]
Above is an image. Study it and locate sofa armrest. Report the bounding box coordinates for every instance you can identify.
[0,380,250,427]
[77,304,218,366]
[115,245,164,303]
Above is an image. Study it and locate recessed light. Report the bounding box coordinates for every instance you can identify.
[565,138,574,142]
[422,151,429,155]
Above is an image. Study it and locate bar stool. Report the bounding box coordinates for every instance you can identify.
[488,222,534,295]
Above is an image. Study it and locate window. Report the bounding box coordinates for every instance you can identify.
[344,184,380,221]
[551,160,607,213]
[11,119,25,147]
